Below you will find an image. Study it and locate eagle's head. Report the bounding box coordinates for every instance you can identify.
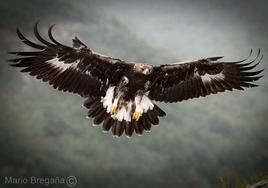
[133,63,153,75]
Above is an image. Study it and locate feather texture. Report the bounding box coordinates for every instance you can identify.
[9,22,129,97]
[84,97,165,137]
[149,49,264,102]
[8,22,264,138]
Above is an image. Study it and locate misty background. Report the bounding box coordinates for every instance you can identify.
[0,0,267,187]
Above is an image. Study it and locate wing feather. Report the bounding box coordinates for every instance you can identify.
[149,50,264,102]
[9,22,130,97]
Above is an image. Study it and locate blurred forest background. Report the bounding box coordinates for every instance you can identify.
[0,0,267,187]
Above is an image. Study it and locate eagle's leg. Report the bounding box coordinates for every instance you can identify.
[132,93,146,121]
[84,93,166,137]
[102,86,116,113]
[110,106,117,114]
[133,83,151,121]
[133,111,142,121]
[110,98,119,115]
[110,76,129,115]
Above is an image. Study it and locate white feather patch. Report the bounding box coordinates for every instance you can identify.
[46,57,79,72]
[114,101,133,122]
[140,95,154,112]
[112,98,119,107]
[125,102,133,122]
[102,86,115,112]
[102,86,154,121]
[115,106,125,121]
[134,95,142,113]
[113,101,132,122]
[134,94,154,114]
[201,72,225,83]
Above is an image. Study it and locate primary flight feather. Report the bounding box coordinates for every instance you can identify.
[9,22,264,137]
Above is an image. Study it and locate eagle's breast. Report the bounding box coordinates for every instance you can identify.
[126,64,152,94]
[128,74,148,92]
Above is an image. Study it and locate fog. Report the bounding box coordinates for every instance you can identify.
[0,0,267,187]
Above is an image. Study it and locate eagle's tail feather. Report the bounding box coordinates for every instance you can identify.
[94,108,107,124]
[125,121,135,137]
[83,97,166,137]
[102,117,114,133]
[134,120,143,135]
[112,121,125,137]
[153,105,166,117]
[147,110,159,125]
[83,97,95,108]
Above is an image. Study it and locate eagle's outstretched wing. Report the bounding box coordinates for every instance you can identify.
[149,50,264,102]
[9,22,130,97]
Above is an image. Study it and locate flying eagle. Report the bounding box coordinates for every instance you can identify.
[9,23,264,137]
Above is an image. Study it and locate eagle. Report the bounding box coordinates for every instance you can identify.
[8,22,264,137]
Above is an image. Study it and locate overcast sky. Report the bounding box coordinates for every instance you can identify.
[86,0,268,63]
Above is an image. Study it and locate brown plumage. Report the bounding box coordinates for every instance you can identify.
[8,22,264,137]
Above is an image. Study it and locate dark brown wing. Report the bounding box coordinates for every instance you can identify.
[149,50,264,102]
[8,22,130,97]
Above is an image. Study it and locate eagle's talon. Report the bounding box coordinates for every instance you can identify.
[133,111,142,121]
[110,105,117,114]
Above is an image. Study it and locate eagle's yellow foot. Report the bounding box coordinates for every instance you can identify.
[133,111,142,121]
[110,105,117,114]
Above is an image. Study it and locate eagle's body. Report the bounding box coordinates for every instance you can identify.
[9,22,264,137]
[116,64,152,99]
